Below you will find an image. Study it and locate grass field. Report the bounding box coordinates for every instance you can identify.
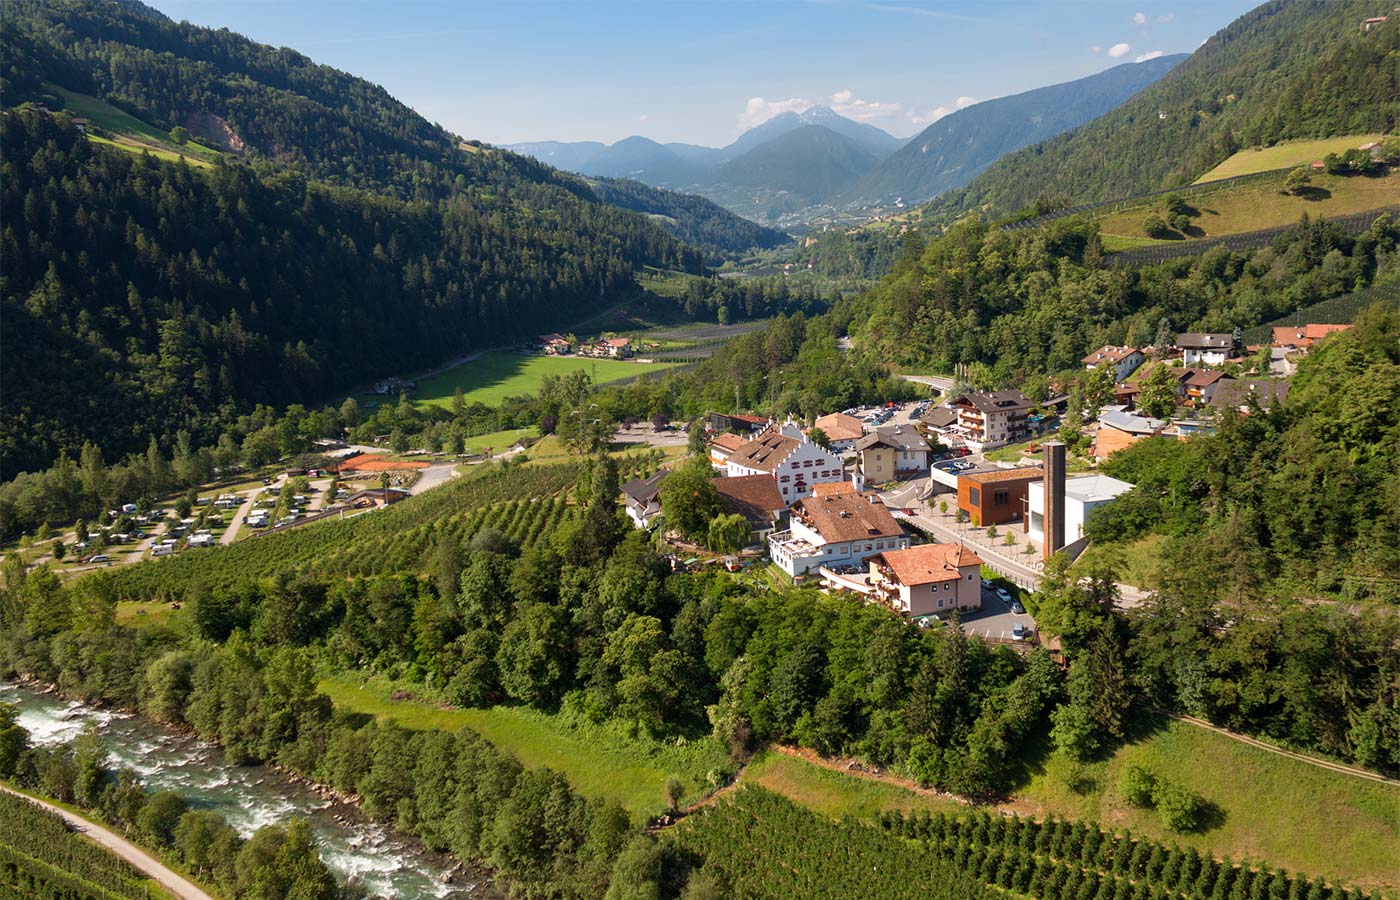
[1073,534,1166,589]
[1194,135,1387,183]
[462,427,534,453]
[318,674,733,819]
[1095,169,1399,243]
[743,751,965,820]
[49,85,219,166]
[410,351,679,410]
[738,719,1400,894]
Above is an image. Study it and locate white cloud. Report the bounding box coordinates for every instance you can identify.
[1133,11,1147,24]
[1090,44,1102,54]
[829,88,903,122]
[738,96,809,129]
[906,95,978,127]
[1135,49,1164,62]
[1107,42,1132,58]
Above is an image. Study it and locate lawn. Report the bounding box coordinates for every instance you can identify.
[984,439,1094,473]
[318,674,733,819]
[1006,716,1400,896]
[1194,134,1387,182]
[1095,169,1399,242]
[742,751,965,820]
[463,427,534,454]
[411,351,679,409]
[49,85,219,166]
[1073,534,1166,589]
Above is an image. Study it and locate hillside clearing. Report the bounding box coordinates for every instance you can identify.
[48,85,219,166]
[406,351,679,410]
[1194,134,1387,182]
[318,674,732,819]
[1095,169,1398,243]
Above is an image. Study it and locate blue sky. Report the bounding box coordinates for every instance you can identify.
[148,1,1259,146]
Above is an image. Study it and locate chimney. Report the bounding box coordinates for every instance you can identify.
[1043,441,1066,561]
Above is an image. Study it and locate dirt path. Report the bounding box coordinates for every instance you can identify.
[1161,710,1400,787]
[0,784,217,900]
[219,490,259,546]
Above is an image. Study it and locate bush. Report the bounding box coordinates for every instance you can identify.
[1143,215,1171,239]
[1118,764,1157,808]
[1153,782,1204,833]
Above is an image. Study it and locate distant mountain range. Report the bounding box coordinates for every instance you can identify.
[505,59,1184,225]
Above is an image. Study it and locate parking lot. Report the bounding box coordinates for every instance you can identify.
[958,582,1037,643]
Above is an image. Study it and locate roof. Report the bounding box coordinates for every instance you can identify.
[1271,323,1351,346]
[951,390,1035,414]
[960,466,1043,485]
[709,432,750,453]
[872,542,982,586]
[727,431,800,472]
[1184,369,1228,388]
[921,406,959,429]
[812,481,858,497]
[714,475,785,527]
[1082,345,1141,366]
[1099,407,1166,435]
[1210,378,1292,410]
[794,493,904,544]
[813,412,864,442]
[856,425,930,454]
[1176,333,1234,350]
[621,471,666,505]
[1124,361,1191,387]
[537,333,567,343]
[1061,474,1135,504]
[730,413,770,426]
[603,337,631,347]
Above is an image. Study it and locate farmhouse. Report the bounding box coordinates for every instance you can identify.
[866,543,984,618]
[1081,345,1146,382]
[536,333,572,355]
[725,423,844,506]
[713,474,786,543]
[1184,369,1231,405]
[768,491,909,577]
[947,390,1035,451]
[812,412,865,452]
[621,471,666,528]
[957,467,1042,527]
[707,431,750,468]
[1176,333,1237,367]
[597,337,632,358]
[855,425,931,484]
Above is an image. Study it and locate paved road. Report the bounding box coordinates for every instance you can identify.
[896,373,956,394]
[220,490,258,545]
[0,784,217,900]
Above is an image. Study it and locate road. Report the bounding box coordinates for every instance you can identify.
[220,490,258,545]
[0,784,217,900]
[896,373,956,394]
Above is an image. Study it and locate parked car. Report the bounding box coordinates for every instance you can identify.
[1012,622,1026,641]
[86,554,110,564]
[1011,601,1025,614]
[996,587,1013,603]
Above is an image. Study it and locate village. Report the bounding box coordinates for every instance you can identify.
[622,320,1347,649]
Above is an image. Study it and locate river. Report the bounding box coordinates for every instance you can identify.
[0,681,496,899]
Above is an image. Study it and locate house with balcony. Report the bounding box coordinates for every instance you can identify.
[726,423,845,506]
[1183,369,1230,406]
[768,491,908,577]
[855,425,930,484]
[622,471,666,528]
[1081,345,1146,382]
[947,390,1035,451]
[1176,333,1237,367]
[865,543,984,619]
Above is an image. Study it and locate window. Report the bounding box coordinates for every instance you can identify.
[943,583,950,591]
[969,486,980,506]
[803,460,813,467]
[791,462,802,470]
[780,475,790,483]
[993,488,1009,506]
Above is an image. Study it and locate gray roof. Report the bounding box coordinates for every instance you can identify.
[951,390,1035,414]
[621,471,667,504]
[1176,333,1234,350]
[856,425,931,453]
[1209,379,1291,410]
[921,406,959,429]
[1099,407,1166,435]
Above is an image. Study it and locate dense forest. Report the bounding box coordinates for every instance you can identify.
[585,177,789,258]
[929,1,1399,219]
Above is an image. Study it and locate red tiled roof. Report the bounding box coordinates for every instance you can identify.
[1082,345,1141,366]
[709,432,749,453]
[794,493,904,544]
[714,475,784,527]
[872,542,982,586]
[812,481,858,497]
[727,431,799,472]
[814,412,864,442]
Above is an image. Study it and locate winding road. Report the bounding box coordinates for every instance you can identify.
[0,784,217,900]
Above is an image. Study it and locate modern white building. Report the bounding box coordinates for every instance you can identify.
[1027,473,1135,546]
[768,491,909,577]
[726,422,845,506]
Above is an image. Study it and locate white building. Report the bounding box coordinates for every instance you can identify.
[768,491,909,577]
[1027,473,1135,546]
[621,472,666,529]
[726,422,845,506]
[1081,345,1146,382]
[1176,333,1236,367]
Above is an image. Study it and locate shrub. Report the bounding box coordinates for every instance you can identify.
[1118,764,1157,808]
[1143,215,1171,239]
[1154,782,1204,833]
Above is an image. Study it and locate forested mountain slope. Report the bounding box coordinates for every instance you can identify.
[928,0,1398,219]
[842,55,1185,209]
[585,178,789,254]
[0,0,719,474]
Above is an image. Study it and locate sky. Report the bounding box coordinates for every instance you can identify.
[147,0,1260,147]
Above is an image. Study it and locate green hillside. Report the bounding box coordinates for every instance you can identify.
[1194,132,1388,181]
[928,0,1398,219]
